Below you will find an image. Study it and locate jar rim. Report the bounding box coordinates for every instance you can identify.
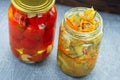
[11,0,55,13]
[63,7,103,38]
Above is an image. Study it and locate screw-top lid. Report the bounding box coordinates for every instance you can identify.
[11,0,55,13]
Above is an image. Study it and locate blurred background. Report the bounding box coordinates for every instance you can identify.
[56,0,120,14]
[0,0,120,80]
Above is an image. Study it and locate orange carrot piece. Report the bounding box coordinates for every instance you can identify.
[59,46,70,55]
[66,18,78,30]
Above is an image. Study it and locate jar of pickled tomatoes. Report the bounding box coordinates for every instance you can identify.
[57,7,103,77]
[8,0,57,63]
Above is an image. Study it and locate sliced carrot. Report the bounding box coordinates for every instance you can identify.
[66,8,99,32]
[66,18,78,31]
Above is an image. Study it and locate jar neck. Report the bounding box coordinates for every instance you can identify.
[63,7,103,40]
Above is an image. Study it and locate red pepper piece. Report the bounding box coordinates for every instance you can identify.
[45,6,57,30]
[29,13,47,26]
[28,16,38,26]
[37,13,47,24]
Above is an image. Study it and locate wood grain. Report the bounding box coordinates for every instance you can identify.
[56,0,120,14]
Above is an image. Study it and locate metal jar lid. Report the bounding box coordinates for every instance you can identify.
[11,0,55,13]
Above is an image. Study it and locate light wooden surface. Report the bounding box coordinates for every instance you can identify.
[0,0,120,80]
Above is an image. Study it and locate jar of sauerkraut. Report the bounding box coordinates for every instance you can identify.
[57,7,103,77]
[8,0,57,63]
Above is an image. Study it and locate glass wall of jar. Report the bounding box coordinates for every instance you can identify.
[8,0,57,63]
[57,7,103,77]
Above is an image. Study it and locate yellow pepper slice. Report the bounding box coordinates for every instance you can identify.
[66,7,100,32]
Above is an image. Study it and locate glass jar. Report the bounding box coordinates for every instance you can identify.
[8,0,57,63]
[57,7,103,77]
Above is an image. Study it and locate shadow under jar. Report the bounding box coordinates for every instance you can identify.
[57,7,103,77]
[8,0,57,63]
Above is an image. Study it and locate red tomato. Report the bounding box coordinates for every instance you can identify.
[12,7,28,28]
[20,38,38,49]
[23,48,37,56]
[9,5,29,40]
[9,20,24,40]
[31,52,45,62]
[35,42,44,51]
[10,36,22,49]
[29,13,47,26]
[24,25,45,41]
[43,27,54,43]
